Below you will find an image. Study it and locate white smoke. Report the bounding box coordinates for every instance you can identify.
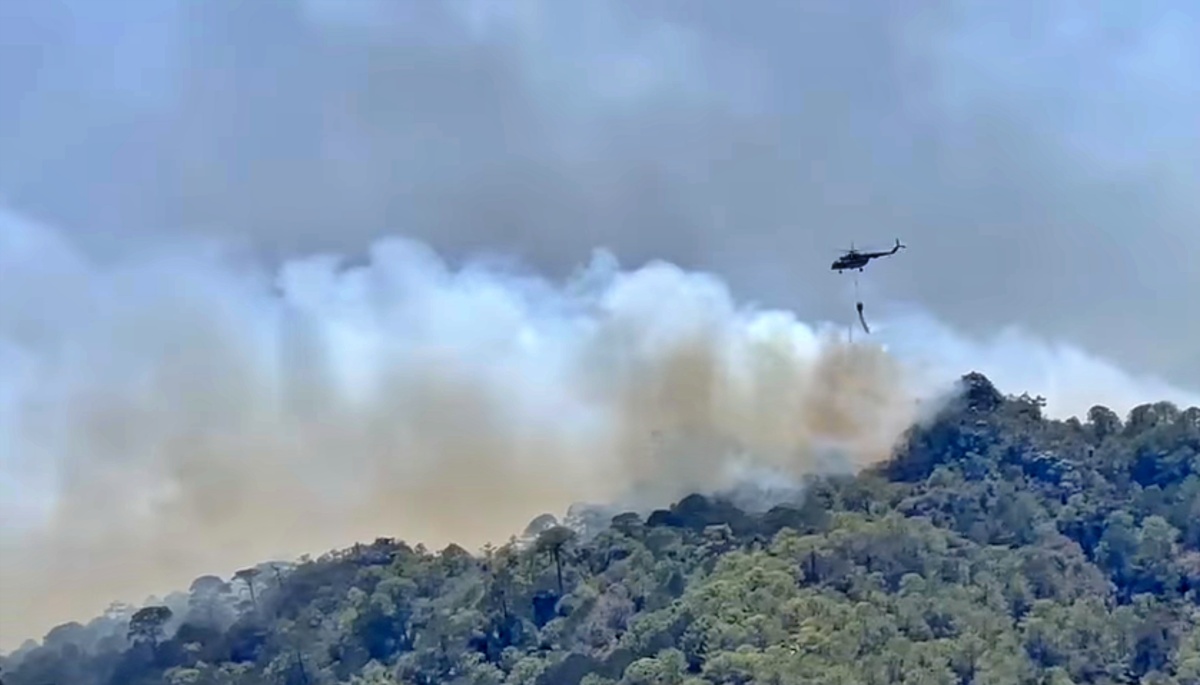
[1,205,1197,649]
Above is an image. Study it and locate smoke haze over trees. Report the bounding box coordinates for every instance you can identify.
[3,374,1200,684]
[3,206,1199,650]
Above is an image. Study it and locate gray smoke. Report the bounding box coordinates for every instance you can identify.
[1,0,1196,384]
[2,207,1198,650]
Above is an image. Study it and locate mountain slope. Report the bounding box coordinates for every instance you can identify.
[4,372,1200,685]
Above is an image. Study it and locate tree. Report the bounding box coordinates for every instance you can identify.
[1088,405,1122,442]
[128,605,173,654]
[234,568,262,612]
[536,526,577,597]
[188,575,233,627]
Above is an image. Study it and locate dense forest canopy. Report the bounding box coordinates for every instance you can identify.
[4,372,1200,685]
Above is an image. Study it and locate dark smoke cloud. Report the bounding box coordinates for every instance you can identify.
[1,0,1196,383]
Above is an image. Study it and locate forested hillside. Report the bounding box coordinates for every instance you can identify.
[5,372,1200,685]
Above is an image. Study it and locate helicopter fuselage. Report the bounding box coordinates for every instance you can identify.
[831,254,871,271]
[831,241,904,272]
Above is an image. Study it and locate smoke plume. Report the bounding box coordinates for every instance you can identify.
[3,0,1197,387]
[2,206,1198,649]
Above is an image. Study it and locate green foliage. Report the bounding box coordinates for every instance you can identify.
[4,373,1200,685]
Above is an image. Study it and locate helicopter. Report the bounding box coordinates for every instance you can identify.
[830,238,906,273]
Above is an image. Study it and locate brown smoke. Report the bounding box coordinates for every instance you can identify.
[0,227,924,648]
[10,220,1196,652]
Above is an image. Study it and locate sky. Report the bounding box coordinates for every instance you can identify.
[1,0,1198,650]
[1,0,1196,385]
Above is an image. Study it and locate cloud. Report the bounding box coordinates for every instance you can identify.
[1,0,1196,384]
